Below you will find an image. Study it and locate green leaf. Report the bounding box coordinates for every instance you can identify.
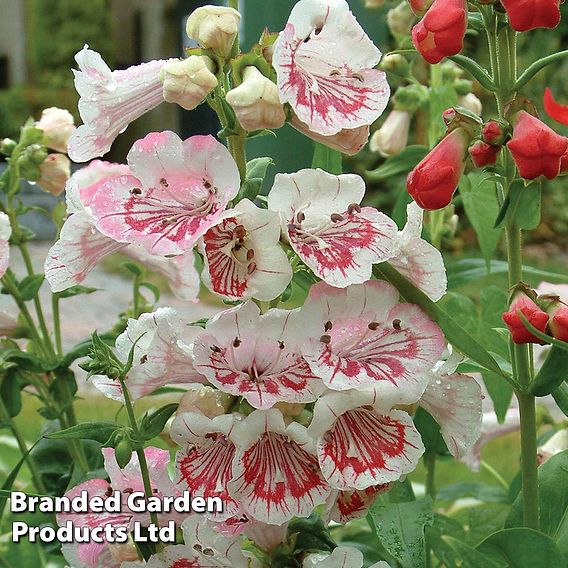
[368,497,434,568]
[366,145,428,181]
[288,514,336,554]
[448,55,497,92]
[552,383,568,416]
[55,285,99,299]
[139,282,161,304]
[238,157,274,201]
[0,375,23,418]
[414,407,448,457]
[506,451,568,557]
[139,403,178,440]
[437,482,509,504]
[482,371,513,423]
[515,49,568,91]
[426,514,466,568]
[121,261,144,276]
[18,274,45,301]
[494,180,541,230]
[459,174,502,267]
[443,536,502,568]
[376,263,507,377]
[311,143,342,174]
[529,346,568,396]
[477,528,564,567]
[46,421,119,444]
[440,292,479,336]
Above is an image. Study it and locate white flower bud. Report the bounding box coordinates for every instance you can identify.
[177,386,232,418]
[186,5,241,58]
[387,2,416,36]
[36,107,76,154]
[458,93,483,116]
[537,429,568,465]
[366,0,387,7]
[369,110,411,157]
[37,153,71,196]
[160,56,218,111]
[226,66,286,131]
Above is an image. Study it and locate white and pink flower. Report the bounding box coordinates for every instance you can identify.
[68,46,167,162]
[91,308,205,402]
[389,202,447,301]
[296,280,445,393]
[193,301,323,409]
[273,0,390,135]
[171,411,239,520]
[228,408,331,524]
[325,483,391,523]
[268,169,396,287]
[200,198,292,301]
[419,350,483,458]
[308,387,424,489]
[88,131,240,255]
[0,213,11,279]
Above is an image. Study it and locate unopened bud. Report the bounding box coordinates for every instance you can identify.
[177,386,233,418]
[35,107,76,153]
[388,2,415,36]
[0,138,17,156]
[160,56,218,111]
[226,66,286,131]
[454,79,474,96]
[186,5,241,58]
[469,140,500,167]
[457,93,482,116]
[25,144,48,165]
[394,84,427,112]
[370,110,411,157]
[37,153,71,196]
[380,53,410,77]
[481,120,508,146]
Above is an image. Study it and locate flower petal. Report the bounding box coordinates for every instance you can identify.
[273,0,389,135]
[544,87,568,126]
[326,484,391,523]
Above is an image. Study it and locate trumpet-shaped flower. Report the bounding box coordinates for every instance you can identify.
[88,131,240,255]
[325,484,391,522]
[308,387,425,489]
[419,351,483,458]
[68,46,167,162]
[45,160,200,300]
[171,412,239,520]
[272,0,390,136]
[193,301,322,409]
[389,202,447,301]
[186,5,241,58]
[268,169,397,287]
[297,280,445,392]
[0,213,11,279]
[228,408,331,524]
[201,198,292,301]
[92,308,205,402]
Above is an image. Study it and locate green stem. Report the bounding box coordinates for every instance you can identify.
[52,295,62,356]
[118,373,162,550]
[480,460,509,491]
[425,454,436,500]
[228,134,247,183]
[0,397,46,494]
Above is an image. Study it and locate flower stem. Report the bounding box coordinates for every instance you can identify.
[52,295,62,356]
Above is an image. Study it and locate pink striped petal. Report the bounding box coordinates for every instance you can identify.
[201,199,292,301]
[193,302,323,409]
[297,280,445,392]
[389,203,447,302]
[68,46,167,162]
[229,409,331,524]
[171,412,239,520]
[89,132,240,255]
[309,390,424,489]
[268,169,396,287]
[273,0,389,135]
[420,355,483,458]
[326,483,391,523]
[61,543,121,568]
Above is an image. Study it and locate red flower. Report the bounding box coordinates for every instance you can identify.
[469,140,501,167]
[411,0,467,64]
[407,128,470,210]
[544,301,568,342]
[506,111,568,180]
[482,120,508,145]
[544,88,568,126]
[502,292,549,344]
[500,0,561,32]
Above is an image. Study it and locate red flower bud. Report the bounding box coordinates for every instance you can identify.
[544,87,568,126]
[482,120,508,145]
[407,0,434,16]
[469,140,501,167]
[549,303,568,342]
[407,127,470,210]
[500,0,561,32]
[411,0,467,64]
[507,111,568,180]
[502,292,549,344]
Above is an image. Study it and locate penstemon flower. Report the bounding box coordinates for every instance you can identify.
[272,0,390,136]
[325,484,392,523]
[87,131,239,255]
[68,46,167,162]
[296,280,445,392]
[268,169,397,287]
[193,301,322,409]
[200,198,292,301]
